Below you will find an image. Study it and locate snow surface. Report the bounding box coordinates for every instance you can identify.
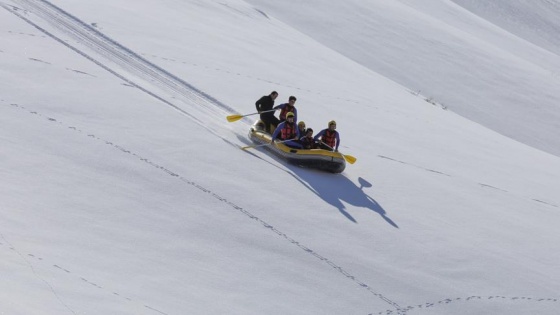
[247,0,560,157]
[1,0,559,314]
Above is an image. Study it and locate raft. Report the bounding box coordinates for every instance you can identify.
[248,120,346,173]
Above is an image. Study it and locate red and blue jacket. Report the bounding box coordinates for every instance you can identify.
[272,121,300,141]
[274,103,297,122]
[314,129,340,151]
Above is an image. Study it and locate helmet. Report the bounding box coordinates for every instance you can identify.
[298,121,306,127]
[328,120,336,126]
[286,112,295,118]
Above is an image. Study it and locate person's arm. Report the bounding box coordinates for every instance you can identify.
[335,132,340,151]
[313,130,324,141]
[255,96,264,111]
[271,123,283,142]
[273,103,285,110]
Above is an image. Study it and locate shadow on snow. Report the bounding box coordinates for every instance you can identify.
[291,168,398,228]
[235,134,398,227]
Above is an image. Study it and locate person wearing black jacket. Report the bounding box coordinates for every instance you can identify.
[300,128,317,149]
[255,91,279,133]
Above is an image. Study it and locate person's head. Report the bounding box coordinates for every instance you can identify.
[306,128,314,137]
[286,112,295,122]
[288,96,297,104]
[328,120,336,130]
[270,91,278,100]
[298,121,306,130]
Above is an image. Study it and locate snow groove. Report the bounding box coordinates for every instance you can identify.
[0,233,78,315]
[8,100,558,314]
[374,295,558,315]
[0,2,196,124]
[0,234,169,315]
[377,155,559,209]
[3,0,236,128]
[142,52,361,105]
[5,100,404,315]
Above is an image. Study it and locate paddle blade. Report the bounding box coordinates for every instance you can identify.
[226,114,243,122]
[343,154,357,164]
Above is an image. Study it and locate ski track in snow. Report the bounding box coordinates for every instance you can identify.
[142,52,362,105]
[5,99,560,314]
[3,100,404,313]
[7,29,47,38]
[374,295,558,315]
[1,0,558,314]
[0,233,169,315]
[1,0,241,146]
[376,155,558,209]
[0,233,79,315]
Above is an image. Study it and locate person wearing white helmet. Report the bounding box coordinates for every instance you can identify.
[314,120,340,152]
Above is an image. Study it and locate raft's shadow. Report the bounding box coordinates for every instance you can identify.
[291,169,398,228]
[235,134,397,227]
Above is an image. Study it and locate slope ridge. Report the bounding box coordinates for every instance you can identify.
[245,0,560,157]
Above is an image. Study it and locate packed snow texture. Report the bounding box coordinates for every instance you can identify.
[1,0,559,314]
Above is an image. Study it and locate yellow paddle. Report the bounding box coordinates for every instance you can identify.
[226,109,277,122]
[320,142,357,164]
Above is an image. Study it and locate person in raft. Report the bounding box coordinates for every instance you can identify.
[255,90,279,133]
[314,120,340,152]
[299,128,318,149]
[271,112,302,148]
[274,95,298,123]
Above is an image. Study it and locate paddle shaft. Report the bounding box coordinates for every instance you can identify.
[241,139,292,150]
[227,108,279,122]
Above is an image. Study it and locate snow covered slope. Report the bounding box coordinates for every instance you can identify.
[1,0,559,314]
[247,0,560,157]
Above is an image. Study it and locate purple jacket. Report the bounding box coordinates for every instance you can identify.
[314,129,340,151]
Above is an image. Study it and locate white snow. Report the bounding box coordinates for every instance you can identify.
[1,0,559,314]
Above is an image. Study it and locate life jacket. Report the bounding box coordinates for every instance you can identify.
[279,104,295,120]
[320,130,337,148]
[280,122,297,140]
